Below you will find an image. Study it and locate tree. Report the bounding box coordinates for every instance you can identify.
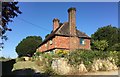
[45,30,53,39]
[16,36,42,57]
[45,34,49,38]
[91,25,120,50]
[110,43,120,51]
[92,40,108,51]
[0,2,21,50]
[1,2,22,34]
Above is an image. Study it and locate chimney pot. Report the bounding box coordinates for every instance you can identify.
[53,18,60,22]
[68,7,76,13]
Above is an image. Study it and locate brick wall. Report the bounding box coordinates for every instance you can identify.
[38,36,90,52]
[55,36,70,49]
[38,37,55,52]
[78,38,91,50]
[69,36,78,50]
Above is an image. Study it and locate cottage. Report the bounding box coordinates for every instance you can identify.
[37,7,91,53]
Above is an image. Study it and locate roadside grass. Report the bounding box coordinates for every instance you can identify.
[12,61,45,73]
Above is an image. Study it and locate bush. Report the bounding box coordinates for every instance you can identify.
[16,57,25,62]
[34,52,57,76]
[67,49,93,67]
[55,50,69,57]
[35,59,45,66]
[44,65,57,76]
[34,52,43,56]
[117,51,120,67]
[67,49,119,68]
[110,43,120,51]
[93,40,108,51]
[106,51,119,66]
[42,53,53,66]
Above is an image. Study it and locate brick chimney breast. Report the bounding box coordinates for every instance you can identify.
[68,7,76,36]
[53,18,60,31]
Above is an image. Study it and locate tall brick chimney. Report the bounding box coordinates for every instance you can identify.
[53,18,60,31]
[68,7,76,36]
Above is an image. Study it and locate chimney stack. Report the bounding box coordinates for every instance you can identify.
[53,18,60,31]
[68,7,76,36]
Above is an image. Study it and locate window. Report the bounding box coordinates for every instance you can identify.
[45,44,47,47]
[80,38,85,45]
[50,40,53,45]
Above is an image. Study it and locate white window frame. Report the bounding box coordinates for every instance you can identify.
[50,40,53,45]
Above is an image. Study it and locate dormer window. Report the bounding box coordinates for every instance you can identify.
[50,40,53,45]
[80,38,85,45]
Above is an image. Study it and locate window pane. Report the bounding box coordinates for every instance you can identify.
[80,38,84,45]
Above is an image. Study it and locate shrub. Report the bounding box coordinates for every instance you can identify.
[34,52,57,76]
[34,52,53,67]
[42,53,53,66]
[117,51,120,67]
[55,50,69,57]
[43,66,57,76]
[109,51,119,66]
[67,49,93,67]
[34,52,43,57]
[93,40,108,51]
[35,59,45,66]
[110,43,120,51]
[67,49,119,68]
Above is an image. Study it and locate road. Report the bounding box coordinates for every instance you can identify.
[84,70,119,75]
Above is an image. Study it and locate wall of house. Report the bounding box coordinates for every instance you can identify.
[78,38,91,50]
[38,36,90,52]
[68,37,91,50]
[55,36,70,49]
[38,37,55,52]
[38,36,70,52]
[69,37,78,50]
[47,38,55,50]
[38,43,47,52]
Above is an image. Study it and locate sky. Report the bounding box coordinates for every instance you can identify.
[0,2,118,58]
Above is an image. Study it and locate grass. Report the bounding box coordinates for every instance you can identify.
[12,61,45,73]
[12,60,58,76]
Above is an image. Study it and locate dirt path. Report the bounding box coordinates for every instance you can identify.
[84,70,119,75]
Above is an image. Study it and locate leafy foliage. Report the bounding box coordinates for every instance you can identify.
[33,52,57,75]
[93,40,108,51]
[32,49,119,74]
[108,51,119,66]
[55,50,69,57]
[110,43,120,51]
[0,2,21,50]
[16,36,42,57]
[91,25,120,51]
[67,49,119,67]
[45,34,49,38]
[1,2,22,34]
